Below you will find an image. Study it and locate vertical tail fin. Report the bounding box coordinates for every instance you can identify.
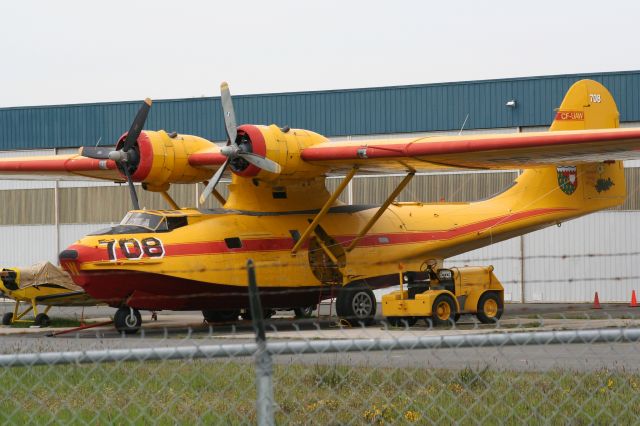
[549,79,620,131]
[512,79,626,212]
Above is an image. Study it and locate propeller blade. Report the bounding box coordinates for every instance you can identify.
[122,98,152,152]
[79,146,116,159]
[220,82,238,145]
[199,159,229,205]
[238,152,282,174]
[122,166,140,210]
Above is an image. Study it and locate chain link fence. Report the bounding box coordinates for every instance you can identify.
[2,314,640,424]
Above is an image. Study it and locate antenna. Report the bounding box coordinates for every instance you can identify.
[95,137,102,147]
[458,114,469,136]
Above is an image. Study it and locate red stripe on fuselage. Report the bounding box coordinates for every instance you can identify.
[68,207,570,262]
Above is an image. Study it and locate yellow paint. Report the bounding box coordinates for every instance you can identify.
[382,266,503,318]
[5,79,635,311]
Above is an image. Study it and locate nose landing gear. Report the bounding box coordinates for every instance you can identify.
[114,307,142,334]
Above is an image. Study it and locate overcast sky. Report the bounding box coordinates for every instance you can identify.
[1,0,639,107]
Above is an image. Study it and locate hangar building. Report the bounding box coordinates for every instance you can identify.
[1,71,639,303]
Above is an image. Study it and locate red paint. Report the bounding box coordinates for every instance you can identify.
[0,157,117,172]
[66,207,570,264]
[72,269,323,310]
[233,125,267,177]
[63,207,572,310]
[555,111,585,121]
[187,151,227,167]
[300,128,640,161]
[130,131,153,181]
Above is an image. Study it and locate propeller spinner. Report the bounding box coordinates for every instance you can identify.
[199,82,281,205]
[80,98,152,210]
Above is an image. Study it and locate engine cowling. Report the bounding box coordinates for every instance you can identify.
[115,124,331,193]
[116,130,220,190]
[229,124,329,181]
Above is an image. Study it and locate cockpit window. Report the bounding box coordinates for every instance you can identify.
[87,212,190,236]
[167,216,188,230]
[120,212,167,231]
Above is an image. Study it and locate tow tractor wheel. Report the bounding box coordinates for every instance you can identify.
[336,284,377,326]
[431,295,457,327]
[34,313,51,327]
[2,312,13,325]
[202,309,240,323]
[114,307,142,334]
[476,292,503,324]
[293,305,316,319]
[386,317,418,328]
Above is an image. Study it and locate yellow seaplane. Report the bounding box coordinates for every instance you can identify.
[0,79,638,333]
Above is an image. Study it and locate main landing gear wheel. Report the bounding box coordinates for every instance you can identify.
[114,307,142,334]
[336,285,377,326]
[431,295,457,327]
[2,312,13,325]
[476,292,503,324]
[293,305,316,319]
[202,310,240,323]
[34,313,51,327]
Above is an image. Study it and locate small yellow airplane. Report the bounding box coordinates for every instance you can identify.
[0,79,638,333]
[0,262,98,326]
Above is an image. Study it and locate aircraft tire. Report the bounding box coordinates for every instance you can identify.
[476,292,503,324]
[34,313,51,327]
[431,294,457,327]
[114,307,142,334]
[293,305,316,318]
[2,312,13,325]
[336,284,376,326]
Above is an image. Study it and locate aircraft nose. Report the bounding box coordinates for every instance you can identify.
[59,249,82,278]
[59,249,79,261]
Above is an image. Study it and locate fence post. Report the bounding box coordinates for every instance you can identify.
[247,259,275,426]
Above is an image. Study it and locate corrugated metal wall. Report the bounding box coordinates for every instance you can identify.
[0,168,639,226]
[1,71,640,149]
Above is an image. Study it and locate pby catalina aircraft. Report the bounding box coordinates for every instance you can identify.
[0,79,639,333]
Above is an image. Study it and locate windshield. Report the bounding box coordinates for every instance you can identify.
[120,212,168,231]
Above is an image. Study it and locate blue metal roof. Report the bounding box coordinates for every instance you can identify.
[1,71,639,150]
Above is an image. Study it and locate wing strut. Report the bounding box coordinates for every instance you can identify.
[160,191,180,210]
[290,166,359,256]
[346,171,415,252]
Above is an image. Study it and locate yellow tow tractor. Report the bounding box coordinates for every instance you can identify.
[382,262,504,327]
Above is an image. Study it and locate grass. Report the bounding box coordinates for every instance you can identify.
[1,360,640,424]
[4,318,95,328]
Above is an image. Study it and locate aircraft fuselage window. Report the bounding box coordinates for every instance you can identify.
[224,237,243,249]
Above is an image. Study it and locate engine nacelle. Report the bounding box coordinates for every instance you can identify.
[119,130,217,189]
[231,124,329,181]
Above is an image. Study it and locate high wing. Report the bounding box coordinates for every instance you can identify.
[0,139,228,183]
[0,154,124,181]
[300,127,640,173]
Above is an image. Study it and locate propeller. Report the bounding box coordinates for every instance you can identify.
[80,98,152,210]
[199,82,281,205]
